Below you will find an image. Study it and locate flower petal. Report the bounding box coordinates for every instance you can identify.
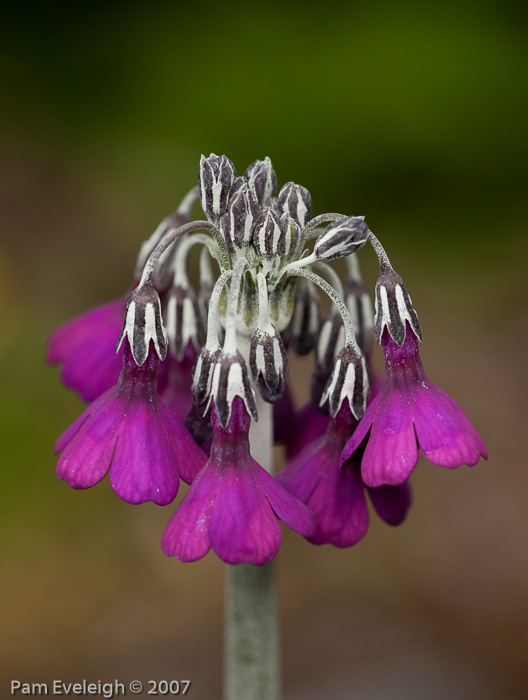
[307,461,369,547]
[46,299,124,364]
[413,384,488,468]
[359,392,418,487]
[208,461,283,565]
[161,466,216,562]
[56,397,120,488]
[367,480,412,526]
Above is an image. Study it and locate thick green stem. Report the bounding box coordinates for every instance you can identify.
[224,395,281,700]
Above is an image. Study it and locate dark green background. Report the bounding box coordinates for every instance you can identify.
[1,2,527,698]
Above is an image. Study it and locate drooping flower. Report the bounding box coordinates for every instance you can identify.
[46,298,125,401]
[162,397,315,565]
[278,404,411,547]
[46,203,195,402]
[55,337,207,505]
[342,323,488,487]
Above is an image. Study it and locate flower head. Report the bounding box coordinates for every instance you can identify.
[278,405,411,547]
[162,398,315,564]
[342,323,488,487]
[55,342,207,505]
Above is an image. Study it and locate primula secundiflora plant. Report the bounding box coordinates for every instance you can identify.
[48,154,487,564]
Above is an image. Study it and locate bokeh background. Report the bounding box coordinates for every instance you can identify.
[1,1,527,698]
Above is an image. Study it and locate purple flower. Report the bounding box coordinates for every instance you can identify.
[55,342,207,505]
[278,405,411,547]
[46,298,125,402]
[342,324,488,487]
[162,397,315,565]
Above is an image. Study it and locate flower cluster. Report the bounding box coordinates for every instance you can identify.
[48,154,487,564]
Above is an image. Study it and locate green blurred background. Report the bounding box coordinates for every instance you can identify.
[1,1,527,698]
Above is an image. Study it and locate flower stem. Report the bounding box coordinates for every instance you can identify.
[224,395,281,700]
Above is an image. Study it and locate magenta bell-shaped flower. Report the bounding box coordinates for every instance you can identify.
[55,341,207,505]
[278,404,411,547]
[162,397,315,565]
[46,298,125,401]
[342,323,488,487]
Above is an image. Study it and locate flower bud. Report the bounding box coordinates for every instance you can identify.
[277,182,312,229]
[250,325,289,403]
[314,216,368,262]
[244,157,277,205]
[222,182,261,251]
[374,265,422,346]
[253,207,285,260]
[280,213,301,260]
[165,285,205,361]
[199,153,236,223]
[320,345,369,419]
[117,284,168,366]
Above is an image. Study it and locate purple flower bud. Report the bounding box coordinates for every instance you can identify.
[320,345,369,420]
[117,284,168,366]
[250,325,289,403]
[277,181,312,229]
[222,182,261,250]
[198,153,236,223]
[314,216,369,262]
[165,285,205,361]
[253,207,285,261]
[244,157,277,205]
[374,264,422,346]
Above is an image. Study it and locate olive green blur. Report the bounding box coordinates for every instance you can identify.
[1,1,527,698]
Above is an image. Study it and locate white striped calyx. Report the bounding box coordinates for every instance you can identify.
[205,351,258,428]
[374,264,422,346]
[277,181,312,229]
[117,284,168,366]
[285,279,321,356]
[252,207,285,260]
[222,182,261,251]
[314,216,369,262]
[165,285,205,361]
[249,324,289,403]
[198,153,236,224]
[320,345,369,420]
[344,277,374,355]
[244,157,277,206]
[191,346,221,406]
